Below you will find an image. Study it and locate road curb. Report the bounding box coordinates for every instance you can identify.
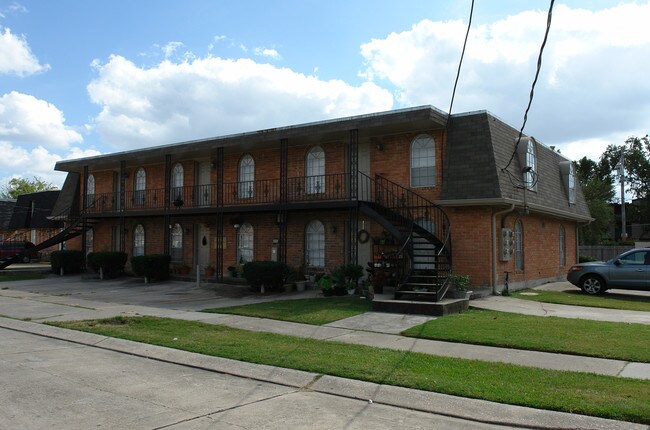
[0,316,644,430]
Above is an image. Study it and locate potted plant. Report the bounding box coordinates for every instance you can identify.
[204,265,215,276]
[370,269,388,294]
[318,274,334,296]
[448,274,471,299]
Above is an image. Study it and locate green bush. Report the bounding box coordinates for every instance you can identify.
[130,254,171,281]
[579,254,598,263]
[87,251,128,279]
[243,261,287,292]
[50,250,84,274]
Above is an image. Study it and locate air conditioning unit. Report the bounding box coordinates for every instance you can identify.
[500,228,515,261]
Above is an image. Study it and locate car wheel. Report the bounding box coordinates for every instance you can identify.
[580,275,606,295]
[22,255,30,263]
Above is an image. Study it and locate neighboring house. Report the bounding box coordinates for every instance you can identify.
[52,106,591,294]
[611,199,650,241]
[7,190,64,259]
[0,199,17,240]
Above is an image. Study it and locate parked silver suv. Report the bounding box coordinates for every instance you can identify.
[567,248,650,294]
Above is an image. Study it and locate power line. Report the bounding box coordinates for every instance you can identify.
[447,0,475,118]
[503,0,556,171]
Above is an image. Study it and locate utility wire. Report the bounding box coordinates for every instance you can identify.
[502,0,555,171]
[447,0,475,119]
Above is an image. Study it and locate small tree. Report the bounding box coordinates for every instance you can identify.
[0,176,57,199]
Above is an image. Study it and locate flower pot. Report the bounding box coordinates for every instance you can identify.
[295,281,307,292]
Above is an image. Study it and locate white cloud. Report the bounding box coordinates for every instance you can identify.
[360,3,650,160]
[87,54,393,150]
[0,27,49,76]
[254,47,281,60]
[161,41,184,59]
[0,91,88,187]
[0,91,83,149]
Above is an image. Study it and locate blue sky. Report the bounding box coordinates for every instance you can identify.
[1,0,649,187]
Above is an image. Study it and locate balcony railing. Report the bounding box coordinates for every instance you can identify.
[84,173,357,214]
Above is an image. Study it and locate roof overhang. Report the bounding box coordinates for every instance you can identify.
[437,197,594,223]
[55,105,448,173]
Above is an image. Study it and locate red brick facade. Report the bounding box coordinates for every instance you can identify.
[55,107,589,292]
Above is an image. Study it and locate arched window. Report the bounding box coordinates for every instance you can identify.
[568,163,576,204]
[306,146,325,194]
[133,224,145,257]
[86,174,95,208]
[305,220,325,268]
[237,222,254,263]
[134,167,146,206]
[171,163,184,204]
[238,155,255,198]
[525,140,537,191]
[410,135,436,187]
[515,219,524,271]
[170,223,183,262]
[560,225,566,267]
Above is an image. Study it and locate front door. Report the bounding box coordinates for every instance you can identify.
[196,224,210,269]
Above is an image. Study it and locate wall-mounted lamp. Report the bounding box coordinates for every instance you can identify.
[331,224,337,234]
[376,143,384,151]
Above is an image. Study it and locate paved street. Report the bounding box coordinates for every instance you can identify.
[0,274,647,429]
[1,326,519,430]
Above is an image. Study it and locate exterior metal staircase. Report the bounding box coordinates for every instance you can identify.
[359,174,452,302]
[0,209,93,270]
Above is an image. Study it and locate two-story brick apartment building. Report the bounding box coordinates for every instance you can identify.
[51,106,591,295]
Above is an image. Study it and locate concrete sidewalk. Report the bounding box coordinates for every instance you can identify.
[0,284,648,380]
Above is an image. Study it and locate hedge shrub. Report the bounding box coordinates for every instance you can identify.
[50,250,84,274]
[130,254,171,281]
[243,261,287,292]
[86,251,128,279]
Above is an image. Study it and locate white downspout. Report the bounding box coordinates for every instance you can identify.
[492,204,515,294]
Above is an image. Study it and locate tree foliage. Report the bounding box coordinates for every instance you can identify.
[0,176,57,199]
[575,157,615,244]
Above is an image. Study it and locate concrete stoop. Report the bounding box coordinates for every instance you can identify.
[371,297,469,316]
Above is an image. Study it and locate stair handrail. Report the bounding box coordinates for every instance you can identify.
[360,172,451,261]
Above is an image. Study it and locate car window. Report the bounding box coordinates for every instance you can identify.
[619,251,647,265]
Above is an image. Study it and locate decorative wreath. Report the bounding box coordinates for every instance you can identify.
[357,229,370,244]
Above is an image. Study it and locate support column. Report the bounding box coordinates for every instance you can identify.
[163,155,171,255]
[347,130,359,265]
[119,160,126,253]
[216,212,224,280]
[81,165,88,257]
[279,138,288,265]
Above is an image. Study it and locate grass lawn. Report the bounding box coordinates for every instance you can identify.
[512,288,650,312]
[0,273,46,282]
[202,296,372,325]
[402,308,650,362]
[52,316,650,424]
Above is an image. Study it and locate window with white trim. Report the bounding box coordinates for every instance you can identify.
[306,146,325,194]
[305,220,325,268]
[568,163,576,204]
[86,174,95,207]
[170,223,183,262]
[133,224,145,256]
[410,135,436,187]
[237,222,254,263]
[134,167,146,206]
[525,140,537,191]
[171,163,184,203]
[560,225,566,267]
[238,155,255,198]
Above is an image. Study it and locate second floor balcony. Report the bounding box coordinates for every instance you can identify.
[85,173,370,215]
